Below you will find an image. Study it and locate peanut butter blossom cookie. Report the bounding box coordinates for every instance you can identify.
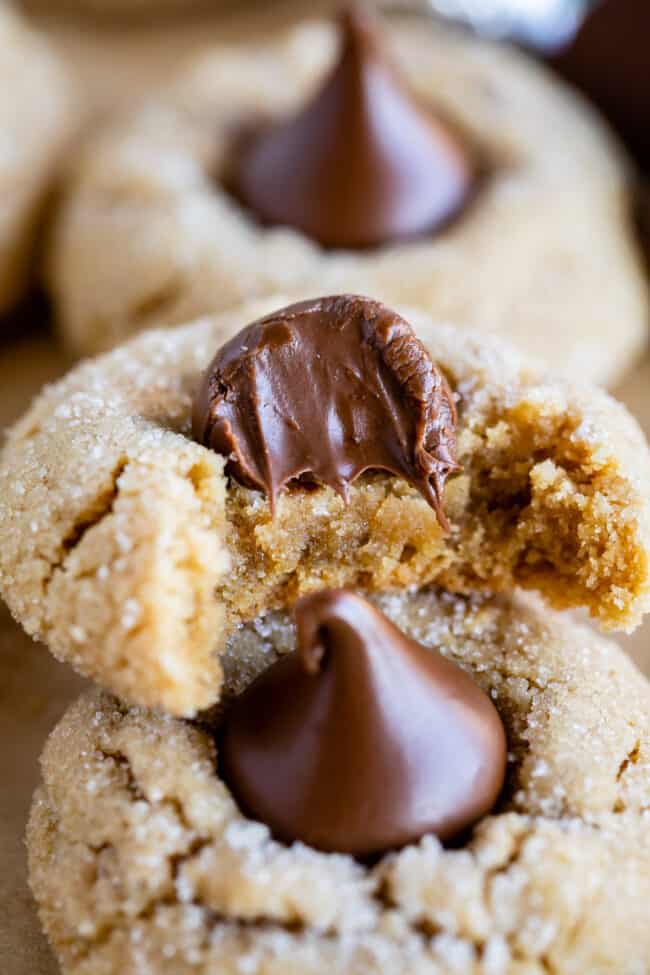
[28,588,650,974]
[0,6,73,316]
[48,7,647,382]
[1,294,649,716]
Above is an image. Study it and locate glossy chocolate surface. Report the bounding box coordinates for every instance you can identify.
[193,295,459,525]
[229,6,476,249]
[219,590,507,856]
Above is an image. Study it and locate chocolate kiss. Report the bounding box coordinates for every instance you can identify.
[229,6,476,249]
[192,295,460,528]
[219,590,507,857]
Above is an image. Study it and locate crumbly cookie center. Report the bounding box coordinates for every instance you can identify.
[220,401,644,631]
[21,357,648,722]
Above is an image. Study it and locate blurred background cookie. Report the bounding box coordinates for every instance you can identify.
[15,2,325,122]
[547,0,648,171]
[545,0,650,269]
[45,7,647,383]
[22,0,213,14]
[0,5,73,318]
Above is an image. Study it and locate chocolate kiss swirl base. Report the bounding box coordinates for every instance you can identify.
[219,590,507,856]
[229,6,476,250]
[193,295,459,528]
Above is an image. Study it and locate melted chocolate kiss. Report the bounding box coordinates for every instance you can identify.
[192,295,459,527]
[548,0,650,171]
[229,6,476,249]
[219,590,507,856]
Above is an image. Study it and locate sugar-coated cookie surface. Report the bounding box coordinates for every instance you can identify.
[28,590,650,975]
[48,15,648,381]
[0,299,649,715]
[0,6,73,315]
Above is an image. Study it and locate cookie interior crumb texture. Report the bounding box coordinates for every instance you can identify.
[1,300,649,715]
[27,590,650,974]
[47,16,648,382]
[0,5,74,315]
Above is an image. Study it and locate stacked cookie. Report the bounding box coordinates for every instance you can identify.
[3,7,650,975]
[1,290,650,972]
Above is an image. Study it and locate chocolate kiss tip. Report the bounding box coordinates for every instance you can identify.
[229,3,476,250]
[192,295,460,527]
[219,590,508,857]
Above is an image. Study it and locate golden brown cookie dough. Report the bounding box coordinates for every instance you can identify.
[0,298,649,716]
[0,6,73,317]
[28,589,650,975]
[47,14,648,380]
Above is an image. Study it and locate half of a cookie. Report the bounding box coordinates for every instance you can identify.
[28,589,650,974]
[1,295,649,715]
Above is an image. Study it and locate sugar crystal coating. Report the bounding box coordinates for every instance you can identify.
[28,589,650,974]
[1,298,649,715]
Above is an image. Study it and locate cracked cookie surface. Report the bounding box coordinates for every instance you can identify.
[47,16,648,381]
[28,589,650,975]
[0,5,73,315]
[1,298,649,715]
